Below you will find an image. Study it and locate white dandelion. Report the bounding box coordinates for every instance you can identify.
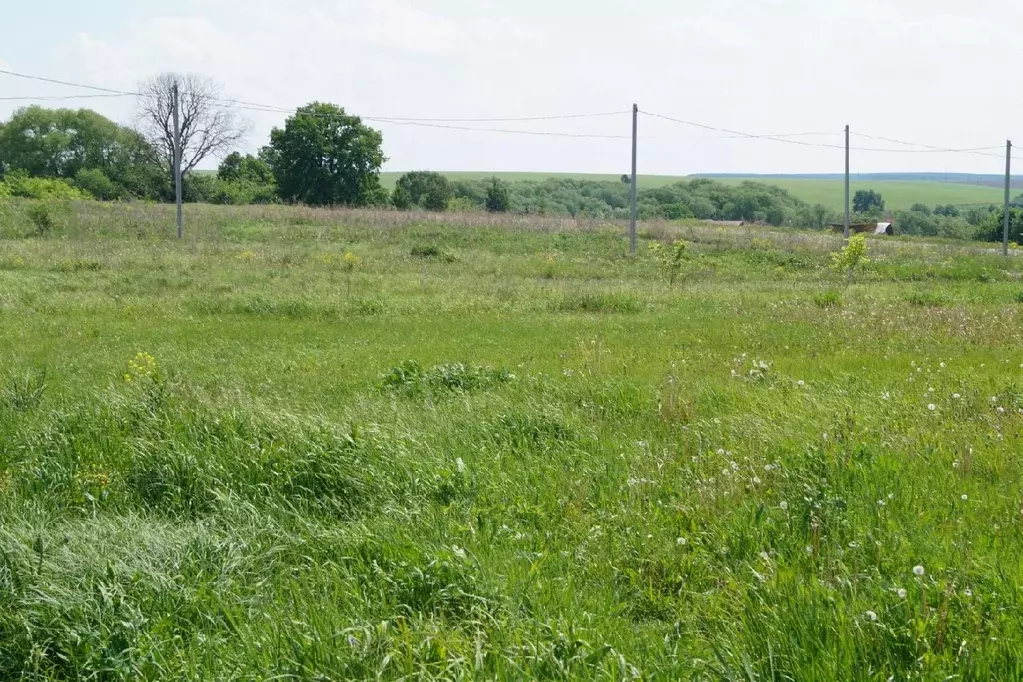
[897,588,907,599]
[865,610,878,622]
[913,565,925,577]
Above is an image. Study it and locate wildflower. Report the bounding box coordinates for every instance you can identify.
[961,494,968,501]
[752,476,762,485]
[991,396,998,403]
[997,406,1006,414]
[913,565,925,577]
[897,588,907,599]
[928,404,936,411]
[797,380,806,387]
[964,588,973,598]
[805,546,813,554]
[779,501,789,511]
[953,460,961,469]
[952,393,961,400]
[347,635,360,647]
[452,546,467,560]
[716,448,726,456]
[865,610,878,622]
[940,362,947,369]
[881,392,891,400]
[676,537,687,546]
[877,499,886,507]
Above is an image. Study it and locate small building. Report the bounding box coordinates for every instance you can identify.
[830,221,894,235]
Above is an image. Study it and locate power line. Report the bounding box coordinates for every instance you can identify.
[0,68,136,96]
[641,110,847,149]
[852,131,1004,158]
[0,93,135,102]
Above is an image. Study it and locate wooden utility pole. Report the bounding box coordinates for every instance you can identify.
[1004,140,1012,257]
[844,124,851,239]
[629,103,638,255]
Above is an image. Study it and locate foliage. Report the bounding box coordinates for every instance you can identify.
[852,189,885,214]
[218,152,274,186]
[484,176,511,213]
[830,233,869,283]
[648,239,691,285]
[0,105,164,199]
[73,168,124,201]
[3,171,89,200]
[392,171,452,211]
[264,102,385,207]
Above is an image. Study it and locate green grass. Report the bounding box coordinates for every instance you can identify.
[2,199,1023,679]
[380,171,1008,212]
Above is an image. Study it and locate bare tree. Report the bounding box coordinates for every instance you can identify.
[137,73,246,180]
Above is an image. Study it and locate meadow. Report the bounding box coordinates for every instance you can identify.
[379,171,1009,212]
[1,200,1023,679]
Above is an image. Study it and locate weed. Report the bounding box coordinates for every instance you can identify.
[813,289,843,308]
[2,368,47,412]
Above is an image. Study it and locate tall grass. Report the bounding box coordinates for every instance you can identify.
[2,199,1023,678]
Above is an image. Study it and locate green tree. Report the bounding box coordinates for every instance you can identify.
[263,103,385,206]
[484,176,510,213]
[73,168,123,200]
[852,189,885,214]
[910,203,932,215]
[218,152,274,185]
[0,106,164,198]
[393,171,452,211]
[934,204,960,217]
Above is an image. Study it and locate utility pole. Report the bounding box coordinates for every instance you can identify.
[1004,140,1012,257]
[844,124,851,239]
[629,103,638,255]
[172,82,183,240]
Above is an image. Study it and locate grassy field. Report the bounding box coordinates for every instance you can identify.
[2,200,1023,679]
[380,171,1008,212]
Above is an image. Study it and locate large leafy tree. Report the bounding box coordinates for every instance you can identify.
[0,105,164,198]
[393,171,451,211]
[263,103,385,206]
[852,189,885,215]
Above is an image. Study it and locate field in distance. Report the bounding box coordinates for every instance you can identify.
[380,171,1008,212]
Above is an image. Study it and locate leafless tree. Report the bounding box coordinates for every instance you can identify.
[137,73,247,179]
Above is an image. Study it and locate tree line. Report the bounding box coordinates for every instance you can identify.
[0,71,1019,242]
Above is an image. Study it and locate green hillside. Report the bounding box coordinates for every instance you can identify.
[380,172,1007,212]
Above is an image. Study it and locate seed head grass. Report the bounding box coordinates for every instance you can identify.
[1,199,1023,678]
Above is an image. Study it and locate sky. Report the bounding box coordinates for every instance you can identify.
[1,0,1022,176]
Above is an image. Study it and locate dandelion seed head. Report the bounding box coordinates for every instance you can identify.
[913,565,925,577]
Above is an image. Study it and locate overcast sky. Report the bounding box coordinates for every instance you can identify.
[1,0,1021,175]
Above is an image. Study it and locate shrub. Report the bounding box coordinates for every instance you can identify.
[26,202,58,236]
[5,172,88,200]
[73,168,124,201]
[393,171,452,212]
[830,234,869,284]
[813,289,843,308]
[649,239,692,286]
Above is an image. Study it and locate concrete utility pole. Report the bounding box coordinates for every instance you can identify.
[844,124,851,239]
[629,103,638,255]
[172,82,183,240]
[1004,140,1012,257]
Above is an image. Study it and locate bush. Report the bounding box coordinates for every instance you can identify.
[484,177,510,213]
[393,171,452,212]
[73,168,124,201]
[4,172,88,200]
[26,202,59,236]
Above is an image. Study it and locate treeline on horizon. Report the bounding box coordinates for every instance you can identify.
[1,100,1021,243]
